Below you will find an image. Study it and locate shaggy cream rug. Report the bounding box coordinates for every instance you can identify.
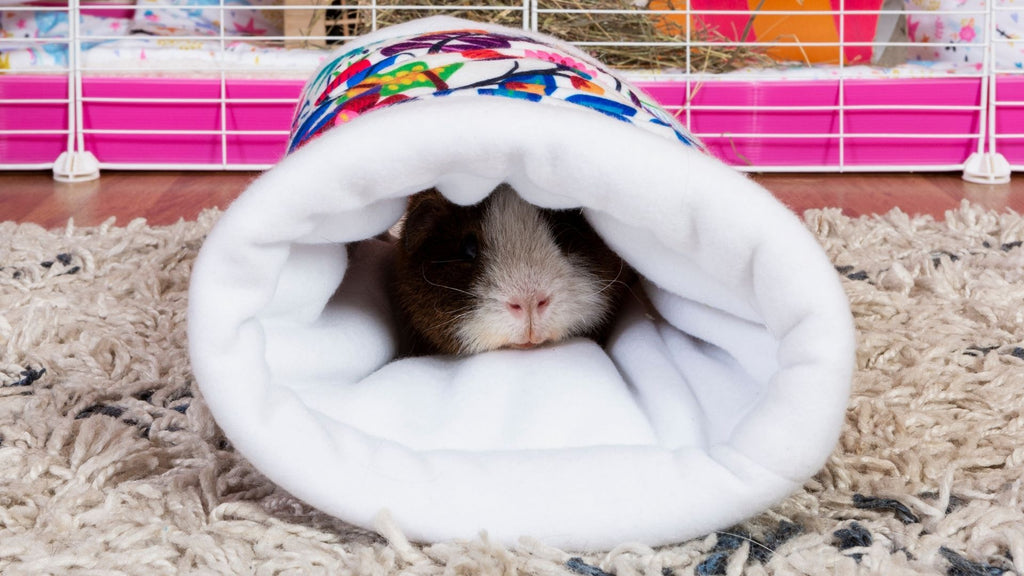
[1,203,1023,575]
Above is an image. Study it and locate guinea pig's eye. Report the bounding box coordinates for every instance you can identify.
[458,234,479,262]
[545,211,590,252]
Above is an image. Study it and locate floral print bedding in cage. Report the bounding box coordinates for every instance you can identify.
[133,0,283,37]
[905,0,1024,70]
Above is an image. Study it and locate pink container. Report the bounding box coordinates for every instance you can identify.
[843,78,982,166]
[0,75,70,165]
[995,75,1024,166]
[0,74,991,170]
[643,77,982,167]
[81,77,301,166]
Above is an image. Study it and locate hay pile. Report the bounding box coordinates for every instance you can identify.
[320,0,772,73]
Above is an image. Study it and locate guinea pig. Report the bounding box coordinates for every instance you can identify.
[391,183,636,356]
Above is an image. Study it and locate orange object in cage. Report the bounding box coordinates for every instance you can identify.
[648,0,883,65]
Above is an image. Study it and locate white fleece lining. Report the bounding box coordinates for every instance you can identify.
[187,29,855,549]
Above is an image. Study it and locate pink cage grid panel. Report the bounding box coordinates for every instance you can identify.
[995,79,1024,165]
[0,76,70,165]
[2,74,1019,169]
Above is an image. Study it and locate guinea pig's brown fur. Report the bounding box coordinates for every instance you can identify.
[391,184,636,356]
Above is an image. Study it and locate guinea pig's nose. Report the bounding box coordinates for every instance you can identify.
[505,292,551,319]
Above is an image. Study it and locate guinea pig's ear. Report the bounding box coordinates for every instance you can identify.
[402,188,449,253]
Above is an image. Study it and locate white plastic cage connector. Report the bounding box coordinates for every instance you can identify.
[962,152,1011,185]
[52,151,101,183]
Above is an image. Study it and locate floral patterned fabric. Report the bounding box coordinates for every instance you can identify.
[288,28,704,155]
[0,10,130,68]
[132,0,282,38]
[905,0,1024,71]
[1,10,129,41]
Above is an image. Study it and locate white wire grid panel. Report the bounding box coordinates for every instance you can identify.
[993,1,1024,172]
[1,3,74,171]
[0,0,1019,177]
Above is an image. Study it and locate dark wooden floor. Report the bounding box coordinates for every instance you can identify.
[1,170,1022,228]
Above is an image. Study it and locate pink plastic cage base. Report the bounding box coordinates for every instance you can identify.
[82,77,300,166]
[2,74,1017,169]
[0,76,71,165]
[995,77,1024,165]
[645,77,987,167]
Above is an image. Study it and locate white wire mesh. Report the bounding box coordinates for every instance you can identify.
[992,1,1024,171]
[0,4,74,170]
[0,0,1019,177]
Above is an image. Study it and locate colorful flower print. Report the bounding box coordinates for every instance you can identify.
[958,18,976,42]
[380,30,519,57]
[904,0,1024,70]
[523,49,598,78]
[289,27,704,154]
[565,94,637,122]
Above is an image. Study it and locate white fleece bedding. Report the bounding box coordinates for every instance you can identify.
[187,17,855,549]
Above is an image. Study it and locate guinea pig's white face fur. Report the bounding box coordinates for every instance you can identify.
[454,186,613,353]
